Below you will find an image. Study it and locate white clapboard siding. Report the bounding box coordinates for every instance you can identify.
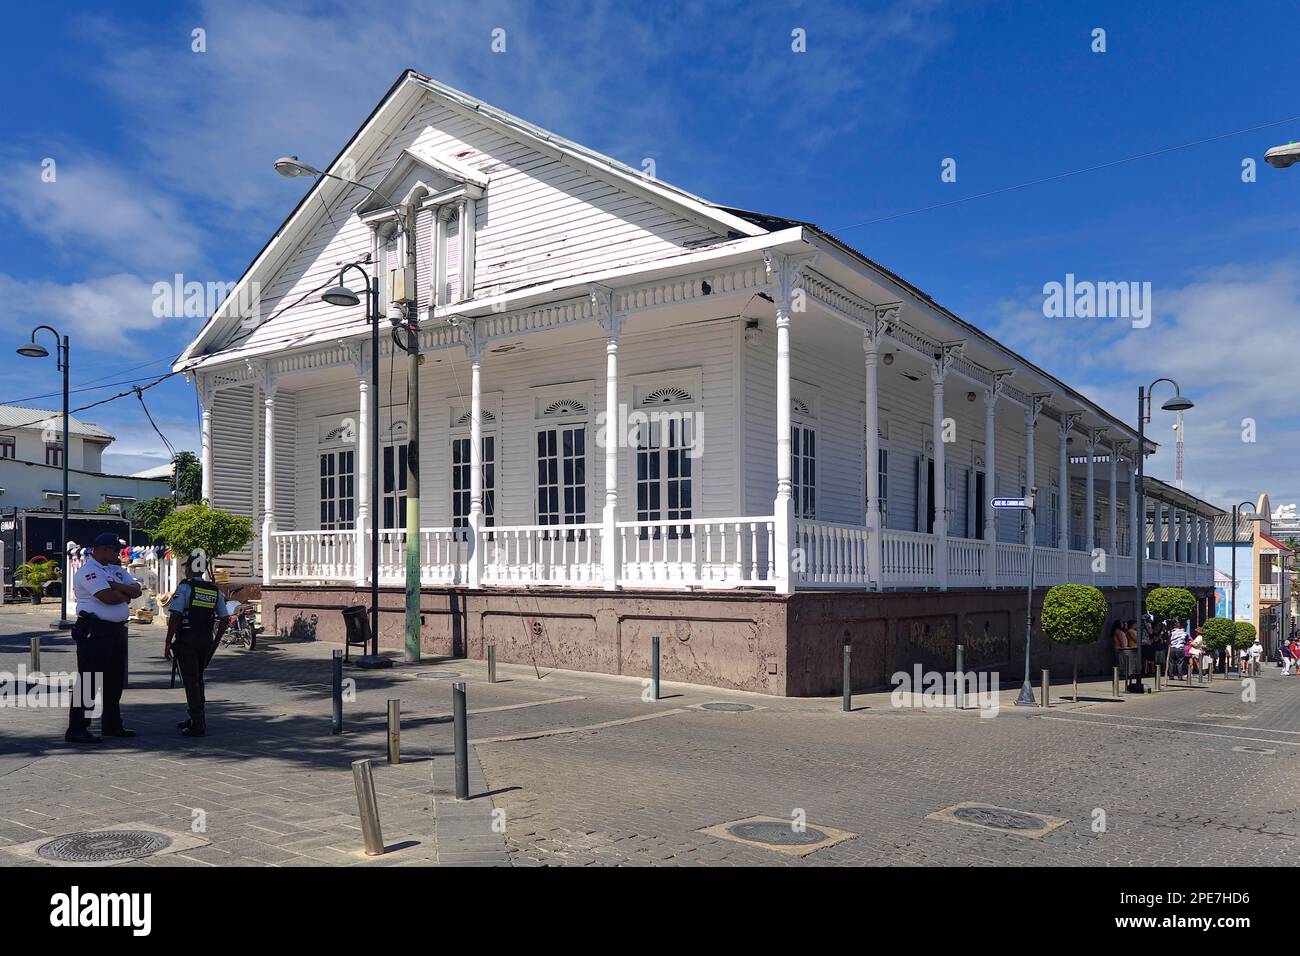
[273,320,739,532]
[230,93,721,354]
[210,384,256,576]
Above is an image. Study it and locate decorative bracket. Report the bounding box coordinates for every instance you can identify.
[588,282,623,339]
[985,369,1013,406]
[1026,392,1052,427]
[930,341,965,382]
[1085,426,1109,454]
[763,249,818,317]
[1058,410,1083,438]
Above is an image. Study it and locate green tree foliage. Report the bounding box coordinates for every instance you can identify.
[1146,587,1197,626]
[130,497,176,535]
[174,450,202,505]
[1201,617,1236,652]
[1233,621,1257,647]
[155,503,253,568]
[1042,584,1108,646]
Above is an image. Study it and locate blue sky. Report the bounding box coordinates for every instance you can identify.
[0,0,1296,509]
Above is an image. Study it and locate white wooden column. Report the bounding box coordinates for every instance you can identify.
[1057,413,1079,554]
[1108,440,1125,560]
[260,371,277,586]
[1025,395,1048,547]
[355,346,371,587]
[1084,428,1103,556]
[467,331,485,589]
[198,375,214,504]
[765,251,814,594]
[1128,455,1138,558]
[930,344,960,591]
[591,284,623,591]
[863,312,893,590]
[1178,508,1188,563]
[1154,499,1165,561]
[983,373,1009,586]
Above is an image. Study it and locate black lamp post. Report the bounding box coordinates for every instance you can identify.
[1132,377,1194,692]
[320,265,390,669]
[17,325,73,629]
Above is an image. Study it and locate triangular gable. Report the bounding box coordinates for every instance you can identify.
[176,69,765,368]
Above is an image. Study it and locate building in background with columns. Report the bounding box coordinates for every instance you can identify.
[175,71,1223,696]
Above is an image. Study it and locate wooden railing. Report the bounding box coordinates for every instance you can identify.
[482,524,603,586]
[793,519,869,587]
[620,517,774,588]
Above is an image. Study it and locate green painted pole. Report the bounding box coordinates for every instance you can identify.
[404,320,421,664]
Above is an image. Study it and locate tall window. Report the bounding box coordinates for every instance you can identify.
[319,449,355,530]
[451,435,496,528]
[382,442,409,529]
[45,444,62,467]
[636,414,693,536]
[537,426,585,526]
[792,424,816,519]
[0,436,13,460]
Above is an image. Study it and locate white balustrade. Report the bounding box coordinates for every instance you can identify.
[793,519,869,587]
[482,524,604,586]
[947,537,986,583]
[881,529,935,587]
[619,517,774,587]
[272,530,359,581]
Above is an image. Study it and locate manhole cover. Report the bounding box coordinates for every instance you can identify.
[420,671,462,680]
[38,830,172,863]
[727,821,828,846]
[927,802,1068,838]
[699,702,755,712]
[952,807,1046,832]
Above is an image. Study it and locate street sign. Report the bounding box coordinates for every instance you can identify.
[991,497,1031,510]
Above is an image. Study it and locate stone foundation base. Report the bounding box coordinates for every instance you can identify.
[261,584,1214,697]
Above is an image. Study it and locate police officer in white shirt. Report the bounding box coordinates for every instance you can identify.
[66,533,142,744]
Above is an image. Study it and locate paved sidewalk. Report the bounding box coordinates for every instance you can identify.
[1,602,1297,867]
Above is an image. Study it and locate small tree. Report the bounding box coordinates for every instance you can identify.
[130,496,176,536]
[1146,587,1197,628]
[1042,584,1108,702]
[1201,617,1236,676]
[155,503,253,575]
[173,450,202,505]
[1233,621,1257,672]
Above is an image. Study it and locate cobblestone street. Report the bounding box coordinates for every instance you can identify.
[2,603,1296,867]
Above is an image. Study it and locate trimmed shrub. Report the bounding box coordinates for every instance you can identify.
[1146,587,1196,626]
[1201,617,1236,652]
[1042,584,1108,698]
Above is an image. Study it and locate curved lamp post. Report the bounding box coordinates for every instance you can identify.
[1132,377,1194,692]
[17,326,73,629]
[319,265,390,670]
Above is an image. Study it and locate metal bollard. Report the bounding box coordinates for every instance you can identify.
[651,635,661,701]
[30,637,40,673]
[351,759,385,856]
[1155,664,1162,692]
[1112,666,1120,699]
[954,644,964,710]
[331,649,343,735]
[452,681,469,800]
[487,644,497,683]
[386,699,400,765]
[842,643,852,712]
[1041,669,1049,708]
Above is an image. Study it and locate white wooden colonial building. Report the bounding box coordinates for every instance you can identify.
[177,72,1217,691]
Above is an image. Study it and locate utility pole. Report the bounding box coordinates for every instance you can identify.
[401,198,423,664]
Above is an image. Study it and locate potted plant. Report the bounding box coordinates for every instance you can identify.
[16,557,60,604]
[1041,583,1108,702]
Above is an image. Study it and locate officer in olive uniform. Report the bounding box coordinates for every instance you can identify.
[164,555,227,737]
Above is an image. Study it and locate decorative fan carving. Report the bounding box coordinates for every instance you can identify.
[454,409,497,427]
[792,398,813,417]
[542,399,588,417]
[642,386,692,405]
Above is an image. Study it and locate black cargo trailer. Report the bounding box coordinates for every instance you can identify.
[2,508,133,599]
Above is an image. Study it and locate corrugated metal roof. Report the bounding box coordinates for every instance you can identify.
[1214,513,1257,544]
[0,405,114,441]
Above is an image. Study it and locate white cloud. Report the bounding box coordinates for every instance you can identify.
[989,259,1300,507]
[0,272,198,351]
[0,149,205,271]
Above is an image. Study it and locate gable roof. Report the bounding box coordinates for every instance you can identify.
[0,404,114,441]
[176,69,764,365]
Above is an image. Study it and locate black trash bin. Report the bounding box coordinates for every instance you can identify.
[341,605,372,662]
